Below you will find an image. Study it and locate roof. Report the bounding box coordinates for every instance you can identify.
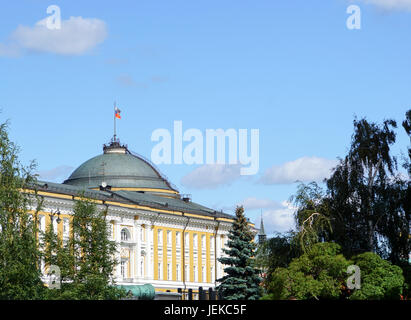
[63,141,178,196]
[38,140,243,223]
[35,180,235,220]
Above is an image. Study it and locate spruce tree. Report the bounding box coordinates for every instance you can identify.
[217,206,261,300]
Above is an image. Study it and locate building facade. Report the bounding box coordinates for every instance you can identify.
[28,139,255,296]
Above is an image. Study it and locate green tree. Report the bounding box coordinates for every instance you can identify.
[263,242,349,300]
[399,109,411,298]
[43,197,126,300]
[326,117,410,260]
[0,121,46,299]
[290,182,332,253]
[255,232,299,291]
[217,206,261,300]
[349,252,404,300]
[40,216,74,294]
[402,109,411,175]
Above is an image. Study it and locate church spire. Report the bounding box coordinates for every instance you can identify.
[258,211,267,244]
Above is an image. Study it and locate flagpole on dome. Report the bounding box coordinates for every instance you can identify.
[113,101,117,142]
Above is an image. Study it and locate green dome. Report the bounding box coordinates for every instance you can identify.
[63,141,178,196]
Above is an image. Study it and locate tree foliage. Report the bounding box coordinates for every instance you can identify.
[255,232,299,290]
[263,242,349,300]
[349,252,404,300]
[217,206,261,300]
[263,242,405,300]
[401,109,411,175]
[290,182,332,253]
[326,117,402,257]
[262,112,410,300]
[0,121,46,299]
[43,197,126,300]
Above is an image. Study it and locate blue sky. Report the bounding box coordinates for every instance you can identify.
[1,0,410,235]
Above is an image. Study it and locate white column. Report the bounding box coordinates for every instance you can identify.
[115,222,122,279]
[216,232,222,280]
[147,226,153,279]
[136,223,141,280]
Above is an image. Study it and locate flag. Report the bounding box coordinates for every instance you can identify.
[115,106,121,119]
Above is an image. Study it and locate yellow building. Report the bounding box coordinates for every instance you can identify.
[30,139,255,296]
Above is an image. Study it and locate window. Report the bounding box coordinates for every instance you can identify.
[140,260,144,277]
[184,233,189,248]
[158,262,163,280]
[176,232,181,247]
[158,229,163,245]
[185,264,189,281]
[63,218,69,237]
[167,231,171,245]
[202,266,206,282]
[176,264,181,281]
[120,260,126,278]
[201,235,206,250]
[121,228,129,241]
[193,234,198,248]
[52,217,58,234]
[193,265,198,282]
[140,226,145,241]
[167,263,171,280]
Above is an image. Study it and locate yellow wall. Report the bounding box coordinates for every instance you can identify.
[26,197,226,285]
[152,226,215,283]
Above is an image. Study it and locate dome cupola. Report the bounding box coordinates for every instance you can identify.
[63,140,178,198]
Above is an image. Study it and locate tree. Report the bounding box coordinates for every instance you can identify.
[402,109,411,175]
[0,121,46,299]
[217,206,261,300]
[326,117,410,260]
[43,197,126,300]
[290,182,332,253]
[398,109,411,298]
[349,252,404,300]
[255,232,299,291]
[263,242,349,300]
[40,216,73,295]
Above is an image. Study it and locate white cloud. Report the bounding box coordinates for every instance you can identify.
[259,156,338,185]
[0,16,107,56]
[353,0,411,11]
[37,165,74,182]
[239,197,284,211]
[181,164,242,189]
[259,201,296,234]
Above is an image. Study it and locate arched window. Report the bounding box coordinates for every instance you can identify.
[121,228,130,241]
